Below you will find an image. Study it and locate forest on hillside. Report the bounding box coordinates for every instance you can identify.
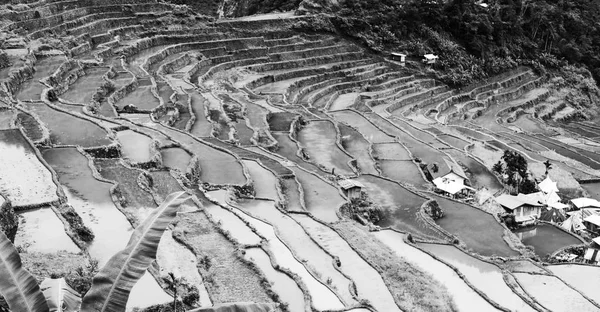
[311,0,600,88]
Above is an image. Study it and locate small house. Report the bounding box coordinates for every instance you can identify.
[338,179,364,200]
[422,54,438,65]
[570,198,600,210]
[584,237,600,265]
[496,193,544,224]
[583,214,600,235]
[431,159,474,198]
[390,52,406,65]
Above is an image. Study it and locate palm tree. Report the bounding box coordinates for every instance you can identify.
[164,272,182,312]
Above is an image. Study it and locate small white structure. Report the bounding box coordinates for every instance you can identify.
[390,52,406,65]
[584,237,600,264]
[433,172,474,197]
[570,198,600,210]
[422,54,438,65]
[338,179,364,200]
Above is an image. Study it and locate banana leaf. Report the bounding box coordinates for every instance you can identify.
[81,191,188,312]
[0,230,49,312]
[40,278,81,312]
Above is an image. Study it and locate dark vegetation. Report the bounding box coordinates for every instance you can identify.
[0,200,17,242]
[493,150,537,194]
[305,0,600,89]
[340,191,391,224]
[55,204,95,242]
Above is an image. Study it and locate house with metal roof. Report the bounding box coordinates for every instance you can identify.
[338,179,364,200]
[496,192,545,224]
[584,214,600,235]
[570,198,600,210]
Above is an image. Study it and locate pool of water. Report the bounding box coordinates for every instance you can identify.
[548,264,600,305]
[292,214,402,312]
[514,272,598,312]
[234,198,356,305]
[513,223,582,258]
[24,102,112,147]
[291,167,343,223]
[330,110,394,143]
[189,93,213,138]
[378,160,429,189]
[160,147,191,172]
[0,129,59,207]
[15,207,80,254]
[375,231,501,312]
[151,124,247,185]
[242,160,279,200]
[272,132,319,172]
[433,195,518,257]
[437,134,470,150]
[418,243,537,312]
[116,130,153,163]
[355,175,442,241]
[42,148,133,264]
[372,142,412,160]
[243,248,306,312]
[338,124,378,175]
[297,120,354,176]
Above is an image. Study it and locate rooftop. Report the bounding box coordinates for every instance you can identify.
[338,179,364,190]
[571,198,600,209]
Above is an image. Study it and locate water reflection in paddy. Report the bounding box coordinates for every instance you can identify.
[15,207,79,254]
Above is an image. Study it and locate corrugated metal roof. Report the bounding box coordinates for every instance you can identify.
[571,198,600,209]
[584,214,600,226]
[338,179,364,190]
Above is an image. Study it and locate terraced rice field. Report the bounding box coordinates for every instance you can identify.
[3,4,600,312]
[0,129,59,207]
[514,223,583,258]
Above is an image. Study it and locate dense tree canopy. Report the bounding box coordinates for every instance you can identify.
[330,0,600,86]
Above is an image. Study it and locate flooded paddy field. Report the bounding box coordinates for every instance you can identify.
[293,215,402,312]
[23,102,112,147]
[243,247,306,312]
[14,111,45,142]
[0,129,58,207]
[160,147,191,172]
[291,167,344,222]
[338,123,379,175]
[514,273,599,312]
[297,120,354,176]
[233,198,356,304]
[15,206,79,253]
[114,85,161,111]
[433,195,518,257]
[514,223,583,258]
[242,160,279,200]
[330,110,395,143]
[418,243,537,312]
[60,67,109,104]
[377,160,429,189]
[445,149,503,192]
[16,55,65,102]
[43,148,134,264]
[548,264,600,305]
[116,129,154,163]
[375,230,501,312]
[355,175,443,240]
[189,93,213,137]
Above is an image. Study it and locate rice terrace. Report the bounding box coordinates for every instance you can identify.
[2,0,600,311]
